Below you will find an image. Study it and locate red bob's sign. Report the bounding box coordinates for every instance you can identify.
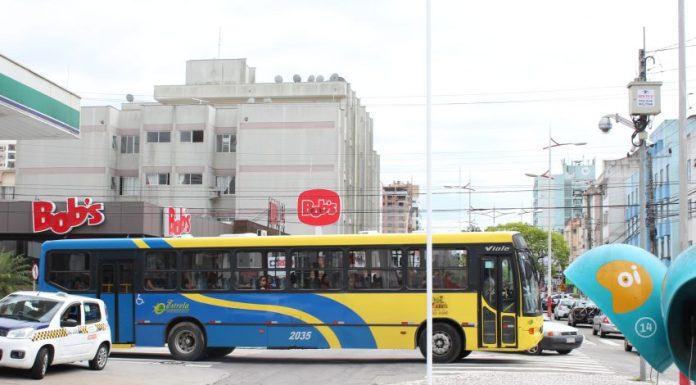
[32,197,105,234]
[164,207,191,237]
[297,189,340,226]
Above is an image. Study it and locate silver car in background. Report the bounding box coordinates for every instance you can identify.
[592,312,623,338]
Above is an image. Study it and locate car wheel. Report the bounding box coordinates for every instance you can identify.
[206,347,235,359]
[31,347,50,379]
[527,344,542,355]
[592,327,597,336]
[556,350,572,355]
[624,340,633,352]
[168,322,206,361]
[89,343,109,370]
[600,330,606,338]
[419,323,462,363]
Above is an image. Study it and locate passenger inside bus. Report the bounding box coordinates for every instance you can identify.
[257,275,271,290]
[182,272,196,289]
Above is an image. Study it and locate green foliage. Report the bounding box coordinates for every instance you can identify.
[0,251,33,297]
[485,222,570,277]
[463,224,482,232]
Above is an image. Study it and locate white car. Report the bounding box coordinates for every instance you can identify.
[527,319,584,355]
[0,291,111,379]
[553,298,576,320]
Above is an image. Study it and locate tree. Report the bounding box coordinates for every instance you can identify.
[463,224,482,232]
[0,251,33,297]
[485,222,570,280]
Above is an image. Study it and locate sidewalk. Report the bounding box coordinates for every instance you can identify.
[392,372,680,385]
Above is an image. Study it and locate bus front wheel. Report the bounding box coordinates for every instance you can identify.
[419,323,462,363]
[168,322,206,361]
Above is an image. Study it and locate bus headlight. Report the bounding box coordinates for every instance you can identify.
[7,327,34,339]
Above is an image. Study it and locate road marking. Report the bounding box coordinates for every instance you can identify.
[433,350,614,376]
[599,339,620,346]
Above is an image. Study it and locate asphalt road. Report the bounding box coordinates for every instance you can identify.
[0,323,685,385]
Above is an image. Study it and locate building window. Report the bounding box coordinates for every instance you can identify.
[146,173,170,186]
[121,135,140,154]
[216,176,235,194]
[180,130,204,143]
[112,135,118,150]
[179,173,203,185]
[119,176,138,196]
[110,176,117,190]
[146,131,171,143]
[216,134,236,152]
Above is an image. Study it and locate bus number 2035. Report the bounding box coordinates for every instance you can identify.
[289,331,313,341]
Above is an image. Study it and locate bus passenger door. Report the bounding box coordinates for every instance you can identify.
[98,260,135,344]
[479,256,517,349]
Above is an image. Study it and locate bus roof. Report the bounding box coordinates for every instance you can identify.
[41,232,520,251]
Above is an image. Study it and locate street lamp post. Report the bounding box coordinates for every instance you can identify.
[526,136,586,318]
[598,113,652,381]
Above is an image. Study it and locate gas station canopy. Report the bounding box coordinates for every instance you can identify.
[0,54,80,140]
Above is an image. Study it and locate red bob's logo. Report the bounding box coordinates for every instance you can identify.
[164,207,191,237]
[32,197,105,234]
[297,189,340,226]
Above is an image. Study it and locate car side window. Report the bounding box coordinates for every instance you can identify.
[84,302,102,324]
[60,303,82,326]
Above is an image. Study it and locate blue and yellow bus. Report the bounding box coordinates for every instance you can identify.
[38,232,543,363]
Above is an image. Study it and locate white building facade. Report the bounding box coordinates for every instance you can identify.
[15,59,380,235]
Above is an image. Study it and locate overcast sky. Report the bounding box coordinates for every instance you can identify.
[3,0,694,231]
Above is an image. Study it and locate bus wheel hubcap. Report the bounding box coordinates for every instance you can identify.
[432,332,451,355]
[177,331,195,353]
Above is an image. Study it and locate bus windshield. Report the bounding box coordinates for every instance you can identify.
[517,249,541,316]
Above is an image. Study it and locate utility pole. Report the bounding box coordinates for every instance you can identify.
[646,150,658,256]
[584,189,593,249]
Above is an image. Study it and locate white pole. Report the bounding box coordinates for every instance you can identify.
[425,0,433,383]
[547,135,553,318]
[677,2,690,383]
[678,0,688,253]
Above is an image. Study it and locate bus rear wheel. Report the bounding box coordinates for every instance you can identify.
[419,323,462,363]
[168,322,206,361]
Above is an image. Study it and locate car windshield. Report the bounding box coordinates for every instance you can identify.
[0,294,62,323]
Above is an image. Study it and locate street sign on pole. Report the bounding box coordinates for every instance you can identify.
[31,263,38,291]
[31,263,38,281]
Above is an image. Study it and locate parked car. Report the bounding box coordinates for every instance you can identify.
[527,318,584,355]
[0,291,111,379]
[592,313,623,338]
[553,298,576,320]
[541,293,572,312]
[567,300,600,326]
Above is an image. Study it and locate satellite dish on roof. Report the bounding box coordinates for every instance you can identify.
[307,75,315,82]
[316,75,324,82]
[329,73,339,81]
[293,74,301,83]
[274,75,283,83]
[126,94,134,102]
